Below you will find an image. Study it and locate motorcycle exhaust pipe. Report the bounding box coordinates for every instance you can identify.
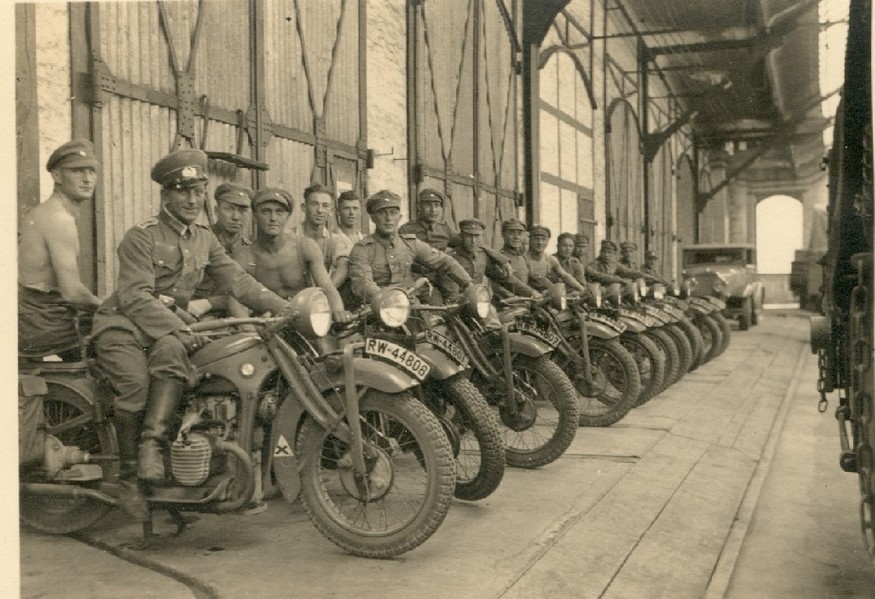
[20,482,117,506]
[213,439,256,513]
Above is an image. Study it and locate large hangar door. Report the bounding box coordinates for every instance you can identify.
[409,0,521,247]
[71,0,367,293]
[605,99,644,246]
[675,154,696,276]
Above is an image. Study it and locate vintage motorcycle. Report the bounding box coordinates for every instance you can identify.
[18,288,456,558]
[320,282,506,502]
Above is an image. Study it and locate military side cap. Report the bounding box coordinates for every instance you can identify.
[501,218,527,232]
[214,182,253,207]
[253,187,293,210]
[620,240,638,250]
[574,234,589,244]
[151,148,208,189]
[366,190,401,214]
[529,225,551,239]
[601,239,618,251]
[418,188,445,204]
[46,138,100,172]
[645,250,658,259]
[459,218,486,234]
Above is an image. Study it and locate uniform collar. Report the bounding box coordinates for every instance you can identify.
[160,207,194,237]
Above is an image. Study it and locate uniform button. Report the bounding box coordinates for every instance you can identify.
[172,287,178,292]
[184,249,189,254]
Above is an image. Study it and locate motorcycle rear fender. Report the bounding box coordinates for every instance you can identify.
[313,356,419,395]
[508,332,552,357]
[416,345,465,379]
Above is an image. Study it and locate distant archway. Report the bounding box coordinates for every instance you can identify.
[756,195,803,274]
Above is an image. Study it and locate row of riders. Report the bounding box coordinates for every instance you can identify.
[18,140,730,557]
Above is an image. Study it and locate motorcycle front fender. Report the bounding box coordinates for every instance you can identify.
[585,321,621,339]
[507,332,553,357]
[617,316,646,333]
[416,345,466,380]
[314,357,420,395]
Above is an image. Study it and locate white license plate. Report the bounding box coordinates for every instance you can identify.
[424,330,468,366]
[516,319,562,347]
[363,338,431,381]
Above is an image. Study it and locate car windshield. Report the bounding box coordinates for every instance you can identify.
[683,248,747,267]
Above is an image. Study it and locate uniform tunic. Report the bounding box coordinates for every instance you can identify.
[398,220,453,251]
[554,255,588,286]
[348,232,472,303]
[585,257,638,285]
[496,246,540,297]
[93,208,287,412]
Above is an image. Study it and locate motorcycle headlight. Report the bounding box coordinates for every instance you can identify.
[652,283,666,300]
[606,283,622,306]
[625,281,640,304]
[372,287,411,327]
[681,278,696,298]
[637,277,647,297]
[588,283,603,308]
[546,283,566,311]
[464,284,491,319]
[288,287,332,337]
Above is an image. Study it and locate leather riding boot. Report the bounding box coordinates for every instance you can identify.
[113,410,149,521]
[138,378,185,482]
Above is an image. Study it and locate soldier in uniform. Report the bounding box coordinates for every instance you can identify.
[398,187,454,250]
[188,182,253,319]
[572,233,590,263]
[494,219,542,298]
[585,239,643,285]
[554,232,588,287]
[642,249,668,283]
[91,149,293,519]
[619,240,665,284]
[19,139,103,359]
[293,182,349,289]
[231,188,347,320]
[348,190,473,305]
[526,226,589,295]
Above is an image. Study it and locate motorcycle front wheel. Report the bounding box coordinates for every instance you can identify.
[424,377,505,501]
[20,383,114,534]
[620,332,665,406]
[645,328,680,394]
[296,390,455,558]
[694,313,723,364]
[577,338,641,426]
[711,311,732,356]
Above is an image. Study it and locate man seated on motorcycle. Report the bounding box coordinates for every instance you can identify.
[553,232,589,288]
[91,149,296,521]
[186,182,254,319]
[586,239,649,285]
[493,219,544,299]
[229,187,348,322]
[19,139,103,360]
[573,233,590,263]
[619,240,667,285]
[642,249,667,282]
[523,226,590,298]
[348,190,473,308]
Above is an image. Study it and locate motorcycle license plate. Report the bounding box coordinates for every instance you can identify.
[515,319,562,348]
[586,312,627,333]
[424,329,469,367]
[663,305,685,319]
[363,338,431,381]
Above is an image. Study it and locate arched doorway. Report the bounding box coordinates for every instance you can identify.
[756,194,804,304]
[675,153,696,275]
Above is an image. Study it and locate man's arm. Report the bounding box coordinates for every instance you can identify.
[329,233,350,288]
[348,241,382,303]
[300,237,347,319]
[412,240,472,289]
[548,256,586,293]
[585,261,627,285]
[43,211,100,308]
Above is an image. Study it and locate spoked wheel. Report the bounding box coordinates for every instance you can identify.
[620,332,665,406]
[577,338,641,426]
[296,390,455,558]
[676,317,705,372]
[20,384,114,534]
[695,314,724,364]
[663,325,692,383]
[711,312,732,356]
[424,377,505,501]
[645,328,680,393]
[477,355,578,469]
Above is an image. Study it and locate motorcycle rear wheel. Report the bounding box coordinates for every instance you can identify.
[425,377,505,501]
[696,314,724,364]
[296,390,455,558]
[676,317,705,372]
[711,312,732,356]
[20,384,113,534]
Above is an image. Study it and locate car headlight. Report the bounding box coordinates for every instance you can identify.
[288,287,331,337]
[652,283,666,300]
[464,284,491,319]
[546,283,566,311]
[588,283,603,308]
[372,287,411,327]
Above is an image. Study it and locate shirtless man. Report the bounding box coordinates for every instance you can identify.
[526,226,588,295]
[293,183,349,289]
[232,187,347,321]
[19,139,102,358]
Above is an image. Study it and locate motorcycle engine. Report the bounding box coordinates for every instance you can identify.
[171,394,238,486]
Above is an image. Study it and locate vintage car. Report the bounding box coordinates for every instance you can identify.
[681,243,765,330]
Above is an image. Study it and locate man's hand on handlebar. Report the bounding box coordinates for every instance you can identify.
[173,329,211,352]
[333,309,352,324]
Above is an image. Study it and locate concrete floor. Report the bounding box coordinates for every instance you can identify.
[18,310,875,598]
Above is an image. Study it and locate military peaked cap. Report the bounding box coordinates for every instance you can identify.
[529,225,551,239]
[253,187,294,210]
[601,239,618,251]
[459,218,486,234]
[151,149,209,189]
[46,139,100,172]
[501,218,527,232]
[214,182,253,207]
[620,240,638,251]
[418,188,445,204]
[366,190,401,214]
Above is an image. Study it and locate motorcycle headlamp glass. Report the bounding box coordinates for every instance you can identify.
[288,288,331,337]
[464,284,491,319]
[547,283,566,311]
[606,283,622,306]
[373,287,411,328]
[636,277,647,297]
[652,283,666,301]
[625,281,640,304]
[590,283,603,308]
